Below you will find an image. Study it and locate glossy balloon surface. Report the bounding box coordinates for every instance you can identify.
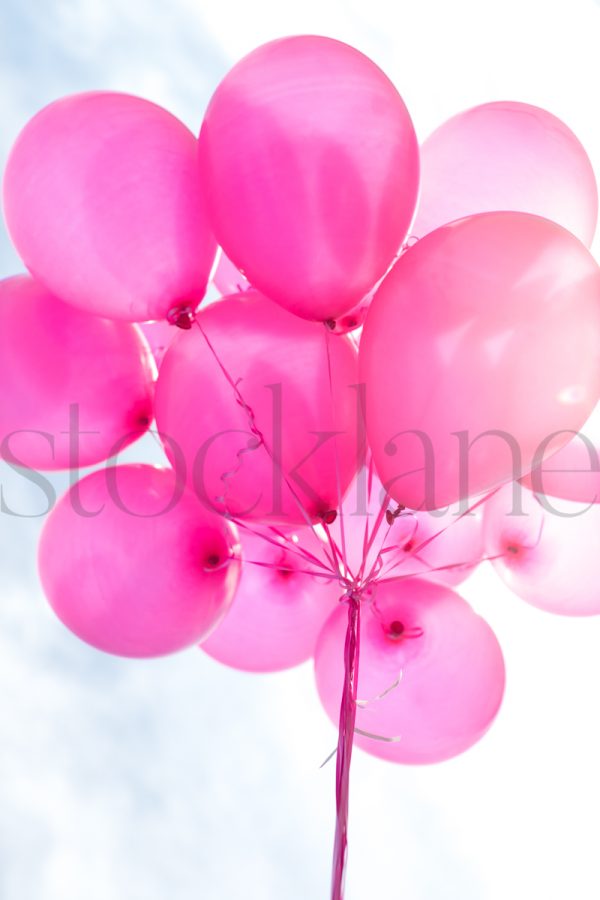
[0,275,154,469]
[38,466,241,656]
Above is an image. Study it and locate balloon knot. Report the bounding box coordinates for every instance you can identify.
[167,305,195,330]
[385,504,406,525]
[388,620,405,638]
[319,509,338,525]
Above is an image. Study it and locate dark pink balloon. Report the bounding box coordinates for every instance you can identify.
[314,579,505,763]
[483,482,600,616]
[198,35,419,321]
[413,101,598,246]
[3,92,216,321]
[154,291,361,524]
[38,465,241,657]
[359,212,600,511]
[201,528,340,671]
[0,275,154,470]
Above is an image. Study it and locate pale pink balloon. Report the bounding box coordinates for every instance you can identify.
[38,465,241,657]
[3,92,216,322]
[201,528,341,671]
[360,212,600,511]
[314,579,505,764]
[154,291,361,524]
[483,482,600,616]
[520,403,600,504]
[138,320,175,370]
[212,250,251,296]
[198,35,419,321]
[0,275,154,470]
[413,101,598,246]
[331,468,484,587]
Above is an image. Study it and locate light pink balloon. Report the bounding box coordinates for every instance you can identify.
[212,250,251,296]
[3,92,216,322]
[413,101,598,246]
[198,35,419,321]
[201,528,341,671]
[359,212,600,511]
[138,320,175,370]
[314,579,505,764]
[520,404,600,504]
[154,291,361,524]
[38,465,241,657]
[483,482,600,616]
[331,468,484,587]
[0,275,154,470]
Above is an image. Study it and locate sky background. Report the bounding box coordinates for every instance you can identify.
[2,1,600,898]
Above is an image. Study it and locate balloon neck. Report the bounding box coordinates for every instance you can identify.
[167,304,196,330]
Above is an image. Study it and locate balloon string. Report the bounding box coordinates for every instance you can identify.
[192,313,335,570]
[229,517,333,573]
[323,327,350,576]
[357,486,392,581]
[331,589,361,900]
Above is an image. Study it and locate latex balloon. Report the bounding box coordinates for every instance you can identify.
[3,92,216,322]
[483,482,600,616]
[314,578,505,763]
[359,212,600,511]
[520,403,600,504]
[198,35,419,321]
[413,101,598,246]
[331,468,484,587]
[154,291,361,524]
[138,320,175,370]
[0,275,154,470]
[212,250,251,296]
[201,528,340,671]
[38,465,241,657]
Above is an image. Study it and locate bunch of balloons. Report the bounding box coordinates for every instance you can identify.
[2,35,600,900]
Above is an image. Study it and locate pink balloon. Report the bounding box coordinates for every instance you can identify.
[359,212,600,511]
[138,320,175,370]
[331,468,484,587]
[201,528,340,671]
[38,465,241,657]
[483,482,600,616]
[0,275,154,470]
[198,35,419,321]
[520,404,600,504]
[413,101,598,246]
[314,579,505,763]
[154,291,361,524]
[3,92,216,322]
[212,250,251,296]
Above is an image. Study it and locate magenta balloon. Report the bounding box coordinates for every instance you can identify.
[0,275,154,470]
[212,250,251,296]
[154,291,360,524]
[38,465,241,657]
[413,101,598,246]
[198,35,419,321]
[3,92,216,322]
[483,482,600,616]
[314,579,505,763]
[138,320,175,370]
[201,529,340,671]
[359,212,600,511]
